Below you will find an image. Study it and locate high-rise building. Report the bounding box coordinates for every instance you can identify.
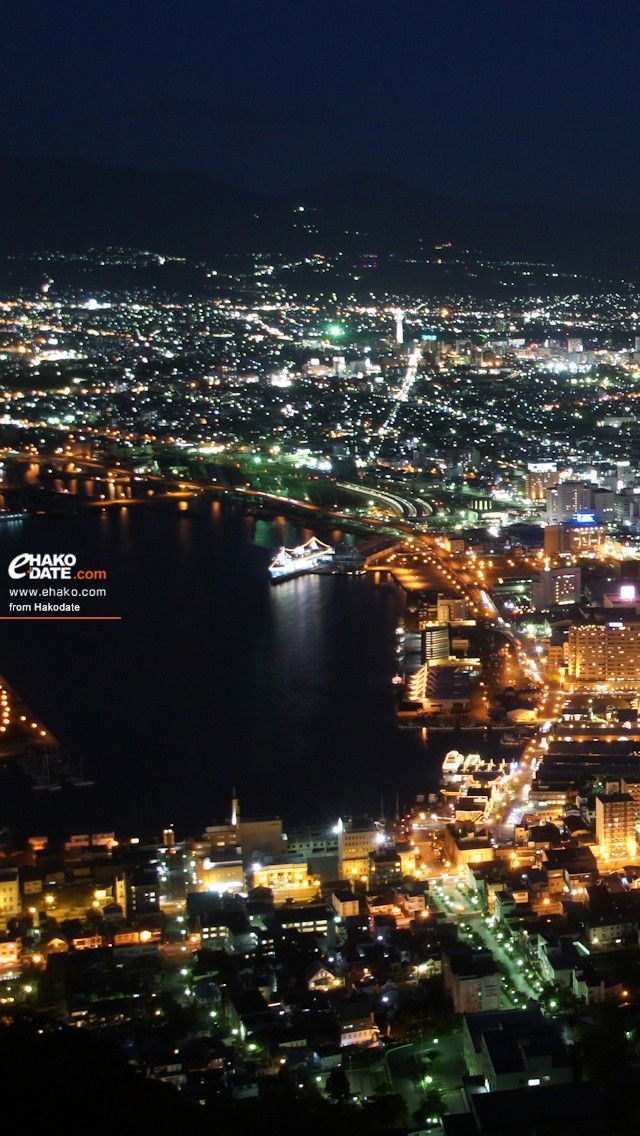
[568,623,640,683]
[545,482,593,524]
[621,777,640,817]
[592,488,616,523]
[532,565,581,609]
[421,623,450,661]
[595,793,636,861]
[617,461,632,489]
[526,463,558,502]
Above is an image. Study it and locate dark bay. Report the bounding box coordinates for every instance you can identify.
[0,501,440,838]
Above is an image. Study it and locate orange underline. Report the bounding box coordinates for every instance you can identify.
[0,616,122,621]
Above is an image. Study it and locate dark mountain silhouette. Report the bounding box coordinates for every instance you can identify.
[0,156,639,280]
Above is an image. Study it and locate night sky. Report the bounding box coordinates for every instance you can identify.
[2,0,639,212]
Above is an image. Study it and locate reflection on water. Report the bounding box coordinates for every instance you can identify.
[0,500,434,836]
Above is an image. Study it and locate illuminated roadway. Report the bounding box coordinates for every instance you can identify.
[369,349,423,464]
[336,481,419,519]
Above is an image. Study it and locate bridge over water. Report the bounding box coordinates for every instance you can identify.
[0,674,89,789]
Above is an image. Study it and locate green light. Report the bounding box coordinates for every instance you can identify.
[328,324,344,337]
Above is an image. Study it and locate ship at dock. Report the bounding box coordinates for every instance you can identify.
[268,537,365,583]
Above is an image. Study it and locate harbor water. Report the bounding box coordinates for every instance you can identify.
[0,499,450,837]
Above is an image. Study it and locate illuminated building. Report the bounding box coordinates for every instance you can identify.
[128,868,160,920]
[250,856,320,904]
[564,519,605,555]
[0,869,20,928]
[284,825,339,858]
[545,636,568,669]
[621,776,640,816]
[567,623,640,683]
[369,848,403,887]
[329,888,359,918]
[437,594,468,622]
[531,565,581,609]
[603,584,640,613]
[307,961,344,991]
[198,850,244,895]
[592,488,616,523]
[368,842,417,887]
[545,482,593,524]
[526,462,558,501]
[393,839,418,876]
[421,622,450,661]
[337,997,380,1047]
[424,665,471,712]
[157,839,189,903]
[0,941,19,968]
[442,944,501,1013]
[543,520,606,557]
[337,817,378,883]
[444,536,466,554]
[595,792,636,861]
[586,914,639,950]
[277,903,335,947]
[202,797,284,869]
[462,1008,573,1090]
[454,797,487,825]
[442,825,495,867]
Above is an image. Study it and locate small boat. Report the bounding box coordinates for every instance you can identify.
[501,731,523,746]
[442,749,464,773]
